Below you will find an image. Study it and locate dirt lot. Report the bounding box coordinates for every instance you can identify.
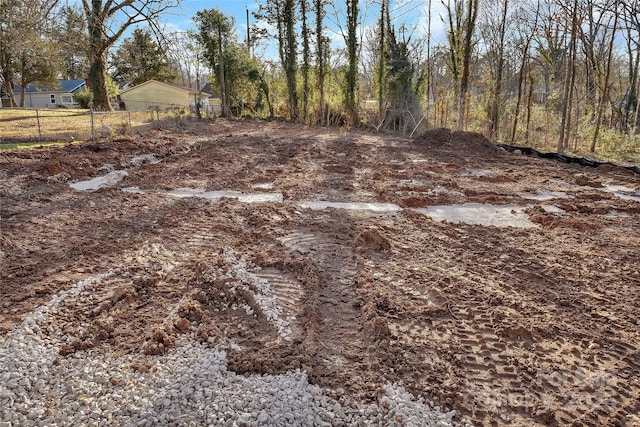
[1,120,639,426]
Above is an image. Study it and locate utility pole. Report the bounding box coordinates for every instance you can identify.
[246,6,251,55]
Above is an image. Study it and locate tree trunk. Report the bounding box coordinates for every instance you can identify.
[314,0,326,126]
[458,0,478,131]
[558,0,578,152]
[284,0,298,120]
[487,0,508,142]
[511,0,539,142]
[18,86,25,108]
[87,1,111,111]
[218,25,229,117]
[634,82,640,133]
[262,76,274,119]
[2,75,17,108]
[18,62,27,107]
[88,52,110,110]
[425,0,432,130]
[345,0,359,126]
[564,44,577,149]
[525,74,534,144]
[591,16,617,153]
[377,0,386,124]
[511,55,527,142]
[628,43,639,128]
[445,0,463,107]
[301,0,310,123]
[82,0,181,112]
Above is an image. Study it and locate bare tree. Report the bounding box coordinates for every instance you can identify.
[620,0,640,131]
[377,0,388,124]
[345,0,360,126]
[257,0,298,120]
[301,0,311,122]
[314,0,328,125]
[80,0,180,110]
[443,0,464,102]
[591,4,617,152]
[557,0,579,152]
[163,31,206,90]
[457,0,479,131]
[510,0,540,143]
[442,0,478,131]
[480,0,510,141]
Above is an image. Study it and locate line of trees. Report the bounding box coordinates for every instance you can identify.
[1,0,638,156]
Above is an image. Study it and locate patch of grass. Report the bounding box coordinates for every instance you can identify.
[0,140,81,150]
[0,108,93,141]
[0,108,188,142]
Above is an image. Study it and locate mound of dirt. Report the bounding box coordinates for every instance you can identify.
[354,228,391,253]
[414,127,453,146]
[413,127,501,157]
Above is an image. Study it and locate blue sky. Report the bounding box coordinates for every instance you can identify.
[64,0,449,53]
[163,0,258,36]
[102,0,449,62]
[157,0,448,58]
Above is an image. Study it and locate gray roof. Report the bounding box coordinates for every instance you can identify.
[15,79,86,93]
[200,82,219,97]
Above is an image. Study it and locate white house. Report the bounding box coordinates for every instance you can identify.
[10,79,87,108]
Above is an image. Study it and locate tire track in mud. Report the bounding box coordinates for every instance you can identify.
[35,197,275,359]
[3,121,639,426]
[363,214,640,426]
[277,226,379,398]
[253,267,304,340]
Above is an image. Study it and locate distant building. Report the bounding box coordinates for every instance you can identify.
[199,82,221,115]
[119,80,199,111]
[200,82,219,99]
[5,80,87,108]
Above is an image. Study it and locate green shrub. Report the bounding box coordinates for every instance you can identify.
[74,89,93,109]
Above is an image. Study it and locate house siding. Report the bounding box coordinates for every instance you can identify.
[119,81,197,111]
[9,92,78,108]
[8,80,85,108]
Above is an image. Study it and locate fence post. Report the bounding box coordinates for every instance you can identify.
[90,110,95,139]
[36,109,42,139]
[128,111,132,131]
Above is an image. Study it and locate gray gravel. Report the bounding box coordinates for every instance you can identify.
[0,273,470,426]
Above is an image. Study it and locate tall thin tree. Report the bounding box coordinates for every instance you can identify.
[301,0,311,122]
[345,0,360,126]
[558,0,579,152]
[486,0,509,142]
[457,0,479,131]
[591,10,617,153]
[377,0,388,124]
[283,0,299,119]
[314,0,327,125]
[511,1,539,143]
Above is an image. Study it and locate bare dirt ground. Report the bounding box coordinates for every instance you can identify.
[1,120,639,426]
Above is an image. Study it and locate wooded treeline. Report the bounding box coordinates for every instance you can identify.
[1,0,638,157]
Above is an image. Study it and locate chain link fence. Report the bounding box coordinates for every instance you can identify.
[0,104,218,144]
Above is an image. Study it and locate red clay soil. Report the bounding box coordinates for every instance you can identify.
[1,120,639,426]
